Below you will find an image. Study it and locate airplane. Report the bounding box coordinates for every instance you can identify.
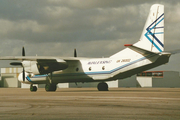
[0,4,177,92]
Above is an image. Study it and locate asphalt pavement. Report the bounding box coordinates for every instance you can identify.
[0,88,180,120]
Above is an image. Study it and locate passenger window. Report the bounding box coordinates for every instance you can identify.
[102,66,105,70]
[89,67,92,71]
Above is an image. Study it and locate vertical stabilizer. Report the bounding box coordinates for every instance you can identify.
[134,4,164,53]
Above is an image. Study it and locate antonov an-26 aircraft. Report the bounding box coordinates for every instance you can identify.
[0,4,176,92]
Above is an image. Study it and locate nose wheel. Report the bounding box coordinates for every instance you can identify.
[30,85,37,92]
[97,82,108,91]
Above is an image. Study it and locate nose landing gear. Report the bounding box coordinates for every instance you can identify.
[30,85,37,92]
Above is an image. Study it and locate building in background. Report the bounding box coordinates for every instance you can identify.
[137,71,180,88]
[1,68,180,88]
[0,68,22,88]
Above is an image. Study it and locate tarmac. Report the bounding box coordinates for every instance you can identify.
[0,88,180,120]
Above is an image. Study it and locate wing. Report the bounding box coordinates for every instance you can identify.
[0,56,88,74]
[0,56,87,61]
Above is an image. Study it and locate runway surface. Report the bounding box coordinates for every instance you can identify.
[0,88,180,120]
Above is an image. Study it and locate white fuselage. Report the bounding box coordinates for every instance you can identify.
[20,49,171,84]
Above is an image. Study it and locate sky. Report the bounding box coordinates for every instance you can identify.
[0,0,180,72]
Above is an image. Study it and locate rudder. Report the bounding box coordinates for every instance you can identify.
[134,4,164,53]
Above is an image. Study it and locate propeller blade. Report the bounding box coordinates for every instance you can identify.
[74,49,77,57]
[22,47,25,56]
[23,67,25,81]
[22,47,25,81]
[10,62,22,66]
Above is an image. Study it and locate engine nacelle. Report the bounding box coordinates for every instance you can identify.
[18,72,34,84]
[22,61,40,74]
[21,60,68,75]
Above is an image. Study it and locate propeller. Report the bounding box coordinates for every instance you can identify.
[10,62,22,66]
[74,49,77,57]
[10,47,26,81]
[10,47,25,65]
[22,67,25,81]
[22,47,25,81]
[22,47,25,56]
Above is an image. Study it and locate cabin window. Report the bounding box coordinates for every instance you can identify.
[116,60,120,63]
[89,67,92,71]
[76,68,79,72]
[102,66,105,70]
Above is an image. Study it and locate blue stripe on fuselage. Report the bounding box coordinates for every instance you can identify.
[46,53,157,77]
[26,76,34,83]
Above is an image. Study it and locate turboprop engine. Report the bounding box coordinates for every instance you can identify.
[18,71,34,83]
[22,61,40,74]
[17,61,39,83]
[10,47,68,84]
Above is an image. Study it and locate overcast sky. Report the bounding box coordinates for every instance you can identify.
[0,0,180,72]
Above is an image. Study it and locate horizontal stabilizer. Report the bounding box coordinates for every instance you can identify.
[167,49,180,55]
[124,44,158,55]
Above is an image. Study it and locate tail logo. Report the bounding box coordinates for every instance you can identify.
[145,13,164,52]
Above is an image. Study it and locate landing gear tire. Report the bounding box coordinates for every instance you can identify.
[45,84,57,92]
[30,85,37,92]
[97,82,108,91]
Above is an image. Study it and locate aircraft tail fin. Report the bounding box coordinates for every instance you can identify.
[110,4,164,58]
[134,4,164,53]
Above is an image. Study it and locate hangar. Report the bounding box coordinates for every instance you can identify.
[0,68,180,88]
[0,68,21,88]
[137,71,180,88]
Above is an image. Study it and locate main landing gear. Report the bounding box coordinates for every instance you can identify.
[29,84,57,92]
[97,82,109,91]
[29,82,107,92]
[45,83,57,92]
